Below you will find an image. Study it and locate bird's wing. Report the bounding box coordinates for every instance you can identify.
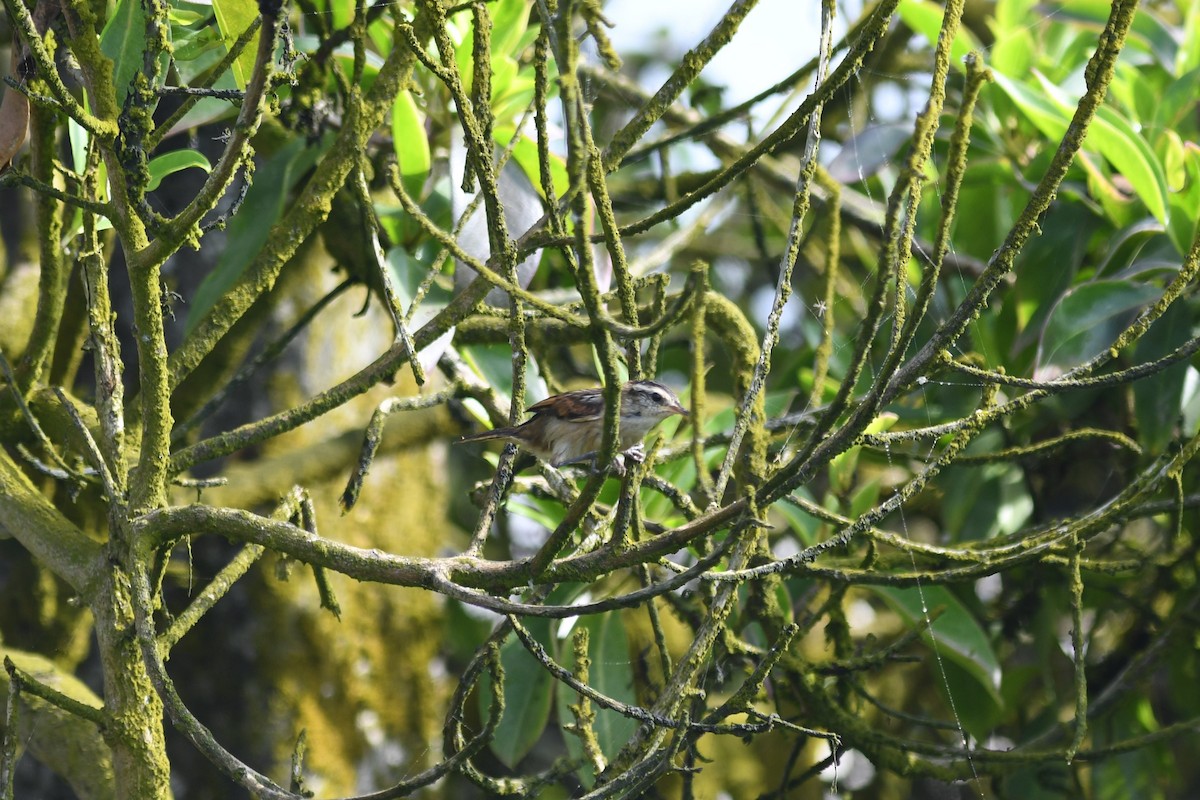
[527,387,605,422]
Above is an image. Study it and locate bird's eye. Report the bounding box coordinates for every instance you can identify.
[633,386,661,403]
[630,382,676,408]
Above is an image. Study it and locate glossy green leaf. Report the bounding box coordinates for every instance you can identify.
[367,18,393,55]
[1133,300,1192,454]
[1095,221,1169,279]
[1008,203,1094,359]
[490,0,531,58]
[492,66,538,124]
[1165,142,1200,256]
[828,413,896,493]
[169,7,207,25]
[67,118,88,175]
[896,0,981,70]
[870,585,1002,705]
[1092,699,1170,800]
[1181,1,1200,75]
[185,136,331,332]
[173,24,224,64]
[384,247,426,308]
[777,493,822,546]
[987,26,1033,77]
[991,0,1036,37]
[489,55,520,113]
[1050,0,1178,68]
[99,0,147,106]
[934,653,1004,739]
[1035,280,1162,379]
[481,620,555,769]
[1032,72,1170,226]
[508,495,561,531]
[494,124,568,199]
[991,72,1069,140]
[330,0,353,31]
[847,477,881,520]
[565,613,637,757]
[639,455,695,525]
[940,434,1033,541]
[556,611,638,785]
[451,9,477,94]
[460,344,547,409]
[146,149,212,191]
[170,15,241,132]
[391,91,431,198]
[212,0,259,89]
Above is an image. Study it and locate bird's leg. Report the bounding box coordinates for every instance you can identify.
[559,444,646,477]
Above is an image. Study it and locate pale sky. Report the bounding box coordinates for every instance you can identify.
[603,0,842,108]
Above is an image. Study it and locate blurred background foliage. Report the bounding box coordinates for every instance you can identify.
[1,0,1200,796]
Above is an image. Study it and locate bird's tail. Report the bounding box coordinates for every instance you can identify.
[457,427,519,444]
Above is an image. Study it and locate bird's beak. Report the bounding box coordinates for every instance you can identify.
[673,403,690,419]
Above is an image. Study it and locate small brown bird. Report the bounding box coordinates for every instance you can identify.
[458,380,688,467]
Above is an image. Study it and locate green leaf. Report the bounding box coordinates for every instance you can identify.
[828,413,896,493]
[1133,300,1191,454]
[896,0,981,70]
[639,455,695,525]
[987,25,1033,78]
[1157,67,1200,133]
[391,91,431,198]
[1092,698,1171,800]
[99,0,147,107]
[460,344,548,409]
[212,0,259,89]
[489,55,520,115]
[508,495,561,531]
[1035,280,1162,379]
[870,585,1002,705]
[384,247,427,308]
[1180,366,1200,440]
[991,72,1069,141]
[555,612,639,785]
[776,492,822,546]
[1165,142,1200,256]
[1095,221,1169,279]
[847,477,881,520]
[171,13,240,132]
[490,0,532,58]
[481,620,555,769]
[367,18,393,56]
[939,437,1033,541]
[998,66,1166,232]
[493,125,568,199]
[146,149,212,191]
[185,136,331,332]
[329,0,353,31]
[168,7,207,25]
[1050,0,1178,69]
[67,118,88,176]
[173,24,225,64]
[934,654,1004,739]
[564,613,638,757]
[1008,203,1095,359]
[1032,72,1170,226]
[1181,0,1200,75]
